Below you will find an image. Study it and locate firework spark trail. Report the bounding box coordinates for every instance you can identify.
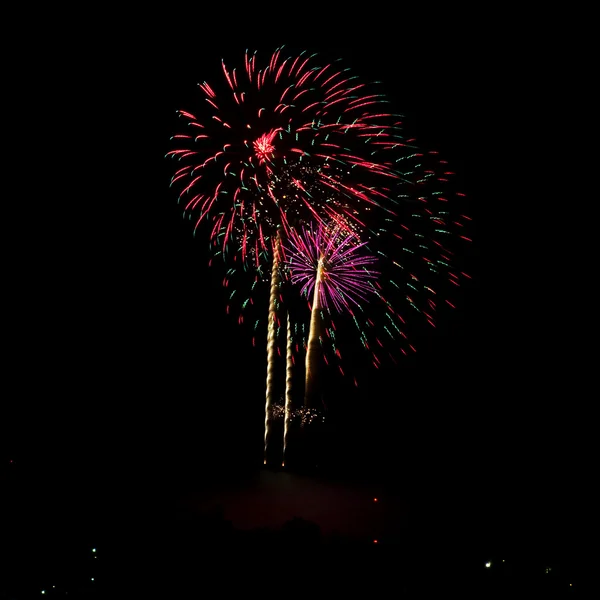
[282,312,293,466]
[304,255,323,409]
[283,221,380,407]
[264,232,282,463]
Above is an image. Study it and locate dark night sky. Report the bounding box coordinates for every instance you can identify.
[3,20,589,555]
[8,43,480,448]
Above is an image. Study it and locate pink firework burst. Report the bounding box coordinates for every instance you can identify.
[166,47,405,270]
[283,221,379,314]
[166,46,473,377]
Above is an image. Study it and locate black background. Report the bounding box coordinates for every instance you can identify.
[2,13,589,595]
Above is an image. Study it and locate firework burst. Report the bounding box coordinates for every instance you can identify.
[166,47,471,354]
[284,220,379,313]
[282,220,379,408]
[166,47,472,463]
[166,46,408,273]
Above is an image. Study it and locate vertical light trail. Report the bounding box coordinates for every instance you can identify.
[264,231,282,464]
[304,256,324,409]
[282,312,293,466]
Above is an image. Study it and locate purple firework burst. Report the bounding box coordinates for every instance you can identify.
[283,221,379,313]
